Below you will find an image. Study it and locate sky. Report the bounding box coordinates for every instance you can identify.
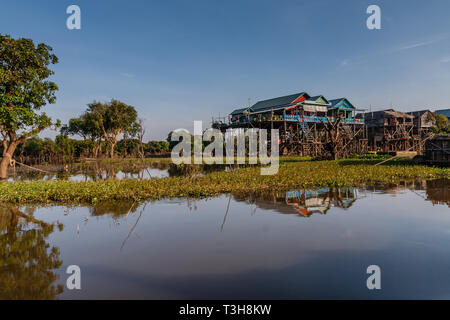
[1,0,450,140]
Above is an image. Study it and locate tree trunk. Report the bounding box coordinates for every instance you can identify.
[93,138,102,159]
[108,133,120,159]
[93,144,99,158]
[109,142,116,158]
[0,142,18,180]
[0,155,10,180]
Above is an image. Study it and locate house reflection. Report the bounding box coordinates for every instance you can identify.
[425,179,450,206]
[234,187,359,217]
[235,179,449,217]
[284,187,357,217]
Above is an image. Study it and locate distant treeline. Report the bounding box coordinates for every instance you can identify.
[0,98,172,164]
[0,136,170,165]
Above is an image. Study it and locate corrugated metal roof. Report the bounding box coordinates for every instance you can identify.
[363,109,414,119]
[384,110,414,119]
[250,92,309,112]
[308,95,329,104]
[436,109,450,118]
[303,100,330,106]
[230,107,249,115]
[406,110,432,117]
[329,98,344,107]
[328,98,355,109]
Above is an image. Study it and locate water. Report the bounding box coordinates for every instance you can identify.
[7,161,246,181]
[0,180,449,299]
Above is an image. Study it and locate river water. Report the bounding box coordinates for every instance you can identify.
[0,179,449,299]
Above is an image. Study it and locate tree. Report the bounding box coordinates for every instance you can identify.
[322,117,342,160]
[135,118,146,159]
[61,113,103,158]
[0,34,58,179]
[429,113,449,134]
[89,100,138,158]
[61,100,139,159]
[61,117,89,140]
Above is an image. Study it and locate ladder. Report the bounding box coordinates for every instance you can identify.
[299,121,314,142]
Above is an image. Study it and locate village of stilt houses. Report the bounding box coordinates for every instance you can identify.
[212,91,449,165]
[2,1,450,302]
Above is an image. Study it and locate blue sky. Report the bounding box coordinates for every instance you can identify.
[1,0,450,140]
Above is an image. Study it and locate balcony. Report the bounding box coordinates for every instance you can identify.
[283,114,300,121]
[341,118,365,124]
[303,115,328,123]
[232,114,365,125]
[283,115,365,124]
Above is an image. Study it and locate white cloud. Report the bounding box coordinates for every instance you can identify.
[340,59,350,67]
[440,57,450,63]
[396,40,435,51]
[121,73,135,78]
[394,34,449,52]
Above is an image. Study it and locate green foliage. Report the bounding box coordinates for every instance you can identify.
[0,159,447,204]
[7,135,169,162]
[61,117,91,139]
[62,99,139,158]
[0,34,58,141]
[115,138,139,156]
[429,113,449,134]
[146,140,170,154]
[345,153,392,160]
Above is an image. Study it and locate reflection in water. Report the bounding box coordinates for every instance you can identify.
[0,179,449,299]
[285,187,357,216]
[233,180,449,218]
[7,161,249,182]
[89,200,138,218]
[426,179,450,206]
[0,204,63,299]
[8,160,171,182]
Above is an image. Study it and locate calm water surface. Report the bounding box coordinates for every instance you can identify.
[7,161,245,181]
[7,161,170,181]
[0,179,449,299]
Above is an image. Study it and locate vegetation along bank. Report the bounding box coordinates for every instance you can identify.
[0,158,448,204]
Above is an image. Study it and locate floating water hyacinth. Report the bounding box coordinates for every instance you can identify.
[0,158,447,204]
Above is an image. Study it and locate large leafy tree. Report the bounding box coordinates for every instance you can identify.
[0,34,58,179]
[63,100,138,158]
[88,100,138,158]
[103,100,138,158]
[61,117,89,140]
[61,112,103,158]
[429,113,449,134]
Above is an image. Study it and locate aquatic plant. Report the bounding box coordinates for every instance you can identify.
[0,159,447,204]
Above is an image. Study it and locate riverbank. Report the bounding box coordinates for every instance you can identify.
[0,158,448,204]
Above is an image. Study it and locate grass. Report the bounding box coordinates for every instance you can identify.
[0,158,448,204]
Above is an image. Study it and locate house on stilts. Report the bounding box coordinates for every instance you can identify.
[214,91,367,157]
[212,91,442,158]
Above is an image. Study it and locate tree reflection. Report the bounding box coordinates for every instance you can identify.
[89,200,138,218]
[0,204,63,299]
